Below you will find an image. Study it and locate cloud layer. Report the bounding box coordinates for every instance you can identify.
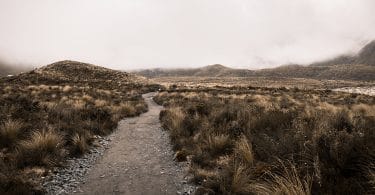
[0,0,374,69]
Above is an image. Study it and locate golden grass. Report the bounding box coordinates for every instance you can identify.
[0,119,23,147]
[234,136,254,166]
[62,85,72,93]
[166,107,185,131]
[205,133,231,155]
[71,132,90,155]
[229,163,253,194]
[94,99,108,107]
[17,129,65,167]
[251,161,312,195]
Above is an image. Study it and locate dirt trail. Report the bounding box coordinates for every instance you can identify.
[74,92,192,195]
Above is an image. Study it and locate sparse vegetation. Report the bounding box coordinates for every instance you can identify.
[0,60,158,194]
[156,86,375,194]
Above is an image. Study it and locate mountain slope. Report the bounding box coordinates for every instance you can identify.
[136,64,254,78]
[311,40,375,66]
[135,41,375,81]
[256,64,375,81]
[356,40,375,65]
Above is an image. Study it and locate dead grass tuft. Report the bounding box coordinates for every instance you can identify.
[234,135,254,166]
[251,161,312,195]
[16,129,65,167]
[0,119,23,147]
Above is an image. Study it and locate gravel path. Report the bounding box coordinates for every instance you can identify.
[71,92,195,195]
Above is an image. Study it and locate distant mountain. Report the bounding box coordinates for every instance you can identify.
[135,41,375,81]
[356,40,375,65]
[311,41,375,67]
[137,64,253,78]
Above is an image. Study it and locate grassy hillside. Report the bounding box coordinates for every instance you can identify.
[0,60,158,194]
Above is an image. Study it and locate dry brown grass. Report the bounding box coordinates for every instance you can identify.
[71,132,91,155]
[230,163,253,194]
[251,161,312,195]
[0,119,23,147]
[151,76,373,90]
[157,87,375,194]
[17,129,65,167]
[234,136,254,166]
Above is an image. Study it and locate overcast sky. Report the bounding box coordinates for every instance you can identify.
[0,0,374,70]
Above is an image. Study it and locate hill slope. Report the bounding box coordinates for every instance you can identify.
[0,60,158,194]
[2,60,152,90]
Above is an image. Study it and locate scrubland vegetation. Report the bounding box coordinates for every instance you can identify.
[0,61,157,194]
[156,86,375,194]
[152,76,374,90]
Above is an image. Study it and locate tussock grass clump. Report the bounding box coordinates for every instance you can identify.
[251,161,312,195]
[70,132,92,155]
[157,87,375,194]
[16,129,65,167]
[0,119,23,147]
[234,136,254,166]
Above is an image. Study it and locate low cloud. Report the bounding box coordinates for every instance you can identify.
[0,0,374,70]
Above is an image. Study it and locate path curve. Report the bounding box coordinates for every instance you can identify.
[74,92,193,195]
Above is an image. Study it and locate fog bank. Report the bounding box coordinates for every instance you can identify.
[0,0,374,70]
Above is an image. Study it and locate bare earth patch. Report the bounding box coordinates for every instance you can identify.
[334,86,375,96]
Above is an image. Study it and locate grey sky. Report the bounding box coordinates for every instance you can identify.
[0,0,374,70]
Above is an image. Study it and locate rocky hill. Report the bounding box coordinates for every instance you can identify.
[135,41,375,81]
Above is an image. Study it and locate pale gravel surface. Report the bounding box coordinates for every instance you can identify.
[42,136,111,194]
[43,92,195,195]
[333,86,375,96]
